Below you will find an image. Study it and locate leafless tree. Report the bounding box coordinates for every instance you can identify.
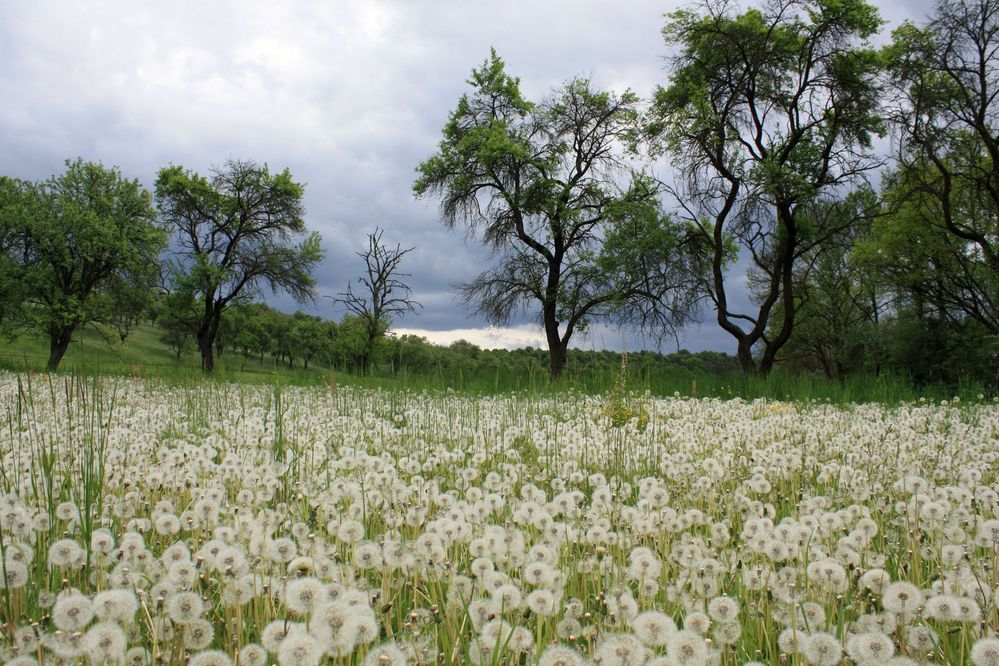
[335,228,421,373]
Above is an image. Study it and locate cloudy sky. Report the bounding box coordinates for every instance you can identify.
[0,0,933,354]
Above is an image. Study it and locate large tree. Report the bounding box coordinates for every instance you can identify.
[155,159,324,372]
[771,190,888,378]
[0,160,165,370]
[883,0,999,330]
[415,51,701,378]
[646,0,885,374]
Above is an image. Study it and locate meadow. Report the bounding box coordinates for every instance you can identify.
[0,372,998,665]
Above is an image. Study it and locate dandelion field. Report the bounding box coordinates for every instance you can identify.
[0,373,998,665]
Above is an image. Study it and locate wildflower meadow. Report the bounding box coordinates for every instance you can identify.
[0,372,998,665]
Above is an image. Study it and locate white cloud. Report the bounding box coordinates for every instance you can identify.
[393,325,547,351]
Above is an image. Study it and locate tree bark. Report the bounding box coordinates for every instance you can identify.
[197,332,215,373]
[549,343,567,380]
[543,302,568,379]
[47,327,74,371]
[734,338,756,374]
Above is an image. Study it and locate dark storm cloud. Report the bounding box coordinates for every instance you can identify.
[0,0,935,353]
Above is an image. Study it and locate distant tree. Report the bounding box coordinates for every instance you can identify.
[646,0,885,374]
[0,160,165,370]
[228,302,271,362]
[155,159,324,372]
[334,228,421,374]
[415,51,701,378]
[330,315,370,371]
[264,308,295,368]
[289,311,329,370]
[159,317,194,360]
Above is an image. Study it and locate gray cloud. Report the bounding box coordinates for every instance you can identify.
[0,0,934,355]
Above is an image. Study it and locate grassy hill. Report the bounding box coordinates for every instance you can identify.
[0,323,331,385]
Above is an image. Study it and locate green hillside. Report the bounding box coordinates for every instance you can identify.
[0,323,327,384]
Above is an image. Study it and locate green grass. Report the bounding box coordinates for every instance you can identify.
[0,324,332,387]
[0,323,987,403]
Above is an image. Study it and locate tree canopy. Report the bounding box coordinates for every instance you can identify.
[415,51,702,378]
[155,159,324,372]
[0,159,165,370]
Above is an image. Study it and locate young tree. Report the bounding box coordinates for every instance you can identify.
[334,228,421,374]
[415,51,701,378]
[155,159,324,372]
[646,0,885,374]
[0,160,165,370]
[289,311,329,370]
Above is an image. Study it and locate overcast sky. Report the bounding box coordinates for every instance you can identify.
[0,0,934,354]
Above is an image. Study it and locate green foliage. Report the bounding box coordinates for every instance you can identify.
[155,159,324,372]
[0,160,166,370]
[880,0,999,332]
[416,51,701,378]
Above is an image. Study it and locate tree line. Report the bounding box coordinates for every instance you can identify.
[0,158,420,374]
[3,0,999,387]
[152,298,741,382]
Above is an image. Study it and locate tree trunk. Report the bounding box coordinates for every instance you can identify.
[47,327,74,371]
[549,343,567,379]
[757,211,798,376]
[543,304,567,379]
[197,332,215,373]
[197,297,222,373]
[735,338,755,374]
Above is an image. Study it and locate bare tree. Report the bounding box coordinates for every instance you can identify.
[335,228,421,374]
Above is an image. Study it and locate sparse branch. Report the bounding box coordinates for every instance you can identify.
[333,227,421,374]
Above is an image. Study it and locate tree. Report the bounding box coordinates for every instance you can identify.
[883,0,999,329]
[415,51,701,378]
[0,177,32,330]
[0,160,165,370]
[334,228,421,374]
[158,316,194,360]
[646,0,885,374]
[774,191,888,378]
[288,311,330,370]
[155,159,324,372]
[856,165,999,333]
